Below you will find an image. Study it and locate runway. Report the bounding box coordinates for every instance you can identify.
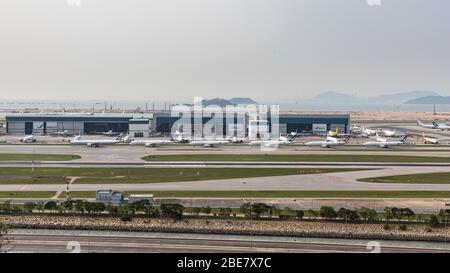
[0,144,450,192]
[6,229,450,253]
[1,167,450,192]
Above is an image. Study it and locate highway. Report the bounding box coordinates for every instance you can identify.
[6,230,450,253]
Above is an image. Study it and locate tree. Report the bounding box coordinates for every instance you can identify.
[61,201,73,213]
[239,203,252,218]
[106,203,118,215]
[201,206,211,216]
[295,210,304,220]
[307,209,318,220]
[24,202,36,213]
[93,202,106,214]
[357,207,377,222]
[160,203,185,220]
[337,208,360,222]
[193,207,202,216]
[251,203,269,218]
[0,222,10,252]
[384,207,393,222]
[429,214,441,228]
[402,208,415,221]
[320,206,337,220]
[35,202,44,213]
[74,200,84,213]
[44,201,58,213]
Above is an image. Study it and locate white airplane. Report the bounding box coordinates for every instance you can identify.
[21,135,37,143]
[190,140,231,148]
[130,139,174,147]
[70,134,124,147]
[171,131,189,143]
[364,136,408,148]
[417,120,437,129]
[381,129,398,137]
[432,122,450,131]
[422,133,438,144]
[362,126,378,136]
[50,129,73,137]
[305,135,350,148]
[228,136,245,143]
[249,136,296,148]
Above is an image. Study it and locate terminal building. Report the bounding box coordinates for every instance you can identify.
[5,112,350,137]
[5,114,151,137]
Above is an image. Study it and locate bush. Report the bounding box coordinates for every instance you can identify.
[383,224,390,230]
[120,215,132,222]
[429,215,441,228]
[398,224,407,231]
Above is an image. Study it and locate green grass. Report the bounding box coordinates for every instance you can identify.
[142,154,450,163]
[61,191,450,199]
[0,154,81,161]
[73,168,361,184]
[0,167,362,184]
[359,172,450,184]
[0,191,56,198]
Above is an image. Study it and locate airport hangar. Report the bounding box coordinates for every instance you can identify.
[5,113,350,137]
[152,112,350,136]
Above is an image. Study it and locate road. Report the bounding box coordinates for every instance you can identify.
[5,230,450,253]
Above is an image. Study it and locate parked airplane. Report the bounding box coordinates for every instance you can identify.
[171,131,189,143]
[50,130,73,137]
[328,128,339,138]
[21,135,36,143]
[381,130,398,137]
[70,134,124,147]
[362,126,378,136]
[249,136,296,148]
[364,136,408,148]
[94,130,123,137]
[422,133,438,144]
[417,120,437,129]
[190,140,231,147]
[305,135,350,148]
[228,136,245,143]
[130,139,174,147]
[432,122,450,131]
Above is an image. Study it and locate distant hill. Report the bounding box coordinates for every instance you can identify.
[201,98,232,107]
[303,91,440,104]
[196,97,257,107]
[229,97,257,105]
[303,91,366,104]
[373,91,438,104]
[405,96,450,104]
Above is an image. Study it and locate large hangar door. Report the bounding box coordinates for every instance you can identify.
[25,122,33,135]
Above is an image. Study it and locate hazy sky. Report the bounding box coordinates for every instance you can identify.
[1,0,450,101]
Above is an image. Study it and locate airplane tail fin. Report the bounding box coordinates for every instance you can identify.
[432,122,439,128]
[401,136,408,143]
[343,135,351,143]
[114,133,124,141]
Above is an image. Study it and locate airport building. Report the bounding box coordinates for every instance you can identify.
[153,112,350,136]
[5,112,350,137]
[5,114,151,137]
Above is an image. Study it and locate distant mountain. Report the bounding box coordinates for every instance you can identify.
[303,91,366,104]
[201,98,232,107]
[373,91,438,104]
[405,96,450,104]
[303,91,440,105]
[229,97,257,105]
